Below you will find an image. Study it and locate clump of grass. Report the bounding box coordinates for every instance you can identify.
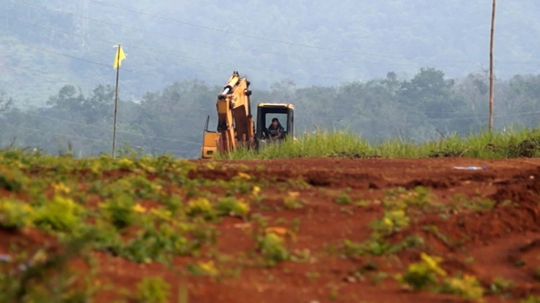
[220,127,540,160]
[256,231,290,266]
[334,192,352,205]
[216,197,250,217]
[0,198,35,229]
[342,187,432,257]
[489,276,514,294]
[219,129,375,159]
[187,260,219,277]
[99,194,137,230]
[396,252,447,291]
[283,192,304,209]
[33,195,84,232]
[134,276,171,303]
[440,274,484,300]
[396,253,484,300]
[521,295,540,303]
[186,197,215,220]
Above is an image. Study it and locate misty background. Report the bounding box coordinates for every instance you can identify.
[1,0,540,158]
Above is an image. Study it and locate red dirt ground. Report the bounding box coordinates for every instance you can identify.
[5,157,540,302]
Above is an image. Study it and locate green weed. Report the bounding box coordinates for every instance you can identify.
[334,192,352,205]
[135,276,171,303]
[216,197,250,218]
[396,253,446,290]
[283,192,304,209]
[0,198,34,229]
[256,232,290,266]
[218,128,540,160]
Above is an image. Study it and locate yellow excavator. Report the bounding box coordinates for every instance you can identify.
[201,71,295,159]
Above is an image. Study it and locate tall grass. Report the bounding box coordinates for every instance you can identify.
[219,127,540,160]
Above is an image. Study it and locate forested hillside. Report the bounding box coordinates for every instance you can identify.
[1,0,540,105]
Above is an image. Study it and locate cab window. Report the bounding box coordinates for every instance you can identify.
[266,113,287,131]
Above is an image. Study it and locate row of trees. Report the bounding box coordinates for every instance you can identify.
[1,67,539,158]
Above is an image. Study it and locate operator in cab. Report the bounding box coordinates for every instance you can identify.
[265,118,284,140]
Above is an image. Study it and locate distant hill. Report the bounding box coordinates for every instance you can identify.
[1,0,540,106]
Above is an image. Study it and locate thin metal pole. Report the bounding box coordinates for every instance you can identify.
[489,0,496,133]
[112,44,121,157]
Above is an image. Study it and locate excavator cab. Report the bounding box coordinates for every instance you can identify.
[255,103,295,146]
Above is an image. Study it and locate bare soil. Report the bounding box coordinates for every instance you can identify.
[5,157,540,302]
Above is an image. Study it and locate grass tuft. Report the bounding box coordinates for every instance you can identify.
[219,127,540,160]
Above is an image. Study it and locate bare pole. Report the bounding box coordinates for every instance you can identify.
[112,44,121,157]
[489,0,496,133]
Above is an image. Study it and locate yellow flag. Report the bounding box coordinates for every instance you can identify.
[113,45,126,69]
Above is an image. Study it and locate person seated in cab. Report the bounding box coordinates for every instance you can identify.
[264,118,284,140]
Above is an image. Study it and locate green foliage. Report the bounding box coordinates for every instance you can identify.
[396,253,484,300]
[186,198,215,220]
[187,260,219,277]
[283,191,304,209]
[342,187,434,257]
[440,275,484,300]
[489,276,514,294]
[3,61,540,158]
[216,197,250,217]
[397,253,447,291]
[0,231,103,302]
[33,195,84,232]
[0,198,34,229]
[135,276,171,303]
[447,194,495,212]
[257,232,290,266]
[334,192,352,205]
[521,296,540,303]
[0,167,26,192]
[100,194,137,230]
[225,127,540,160]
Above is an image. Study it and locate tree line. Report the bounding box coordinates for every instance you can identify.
[1,67,539,158]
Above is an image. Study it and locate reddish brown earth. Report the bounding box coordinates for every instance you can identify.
[5,157,540,302]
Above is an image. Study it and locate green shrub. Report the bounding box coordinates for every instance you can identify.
[257,232,290,266]
[100,194,137,230]
[33,196,83,232]
[0,198,34,229]
[135,276,171,303]
[396,253,446,291]
[0,167,25,192]
[186,198,215,220]
[216,197,250,217]
[441,274,484,300]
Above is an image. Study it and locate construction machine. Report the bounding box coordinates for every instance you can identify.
[201,71,295,159]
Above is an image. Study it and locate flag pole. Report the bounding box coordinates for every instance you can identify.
[489,0,496,133]
[112,44,121,158]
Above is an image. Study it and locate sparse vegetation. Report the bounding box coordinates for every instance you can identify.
[221,128,540,160]
[0,146,537,302]
[135,276,172,303]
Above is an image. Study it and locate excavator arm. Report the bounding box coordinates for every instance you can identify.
[201,71,255,158]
